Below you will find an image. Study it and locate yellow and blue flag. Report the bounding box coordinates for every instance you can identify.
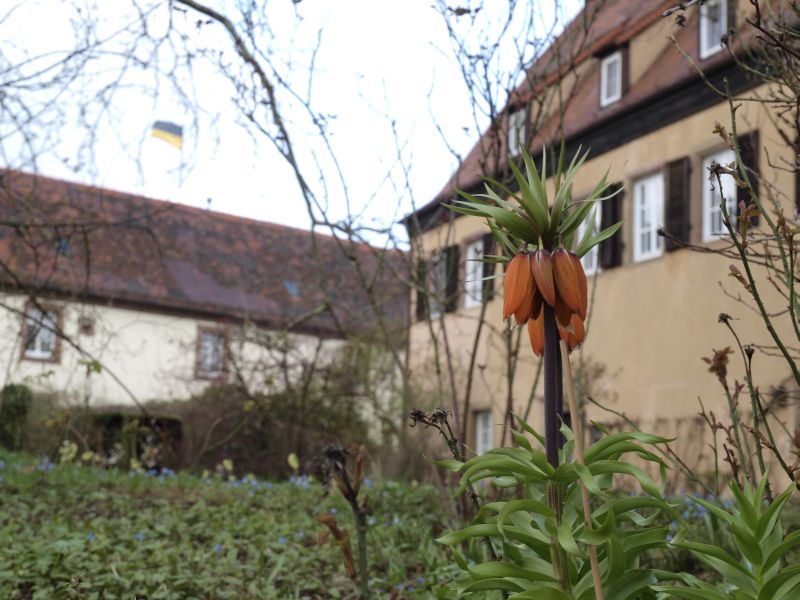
[151,120,183,149]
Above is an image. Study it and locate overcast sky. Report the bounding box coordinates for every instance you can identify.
[2,1,581,238]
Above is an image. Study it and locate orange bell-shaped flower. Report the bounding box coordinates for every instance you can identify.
[527,309,545,356]
[569,252,588,320]
[531,249,556,307]
[552,248,583,315]
[503,253,533,321]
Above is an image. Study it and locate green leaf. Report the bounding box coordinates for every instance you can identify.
[653,585,730,600]
[584,431,671,464]
[673,540,754,592]
[763,530,800,571]
[732,518,763,565]
[605,569,657,600]
[521,149,549,227]
[588,460,662,498]
[758,564,800,600]
[509,588,572,600]
[508,159,548,233]
[729,481,759,530]
[577,505,616,546]
[498,498,555,540]
[436,524,500,545]
[755,484,794,542]
[575,221,622,258]
[432,459,463,472]
[554,521,584,557]
[460,578,526,593]
[470,561,557,582]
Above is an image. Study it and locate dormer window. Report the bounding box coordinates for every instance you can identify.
[699,0,727,59]
[600,51,623,107]
[508,109,526,157]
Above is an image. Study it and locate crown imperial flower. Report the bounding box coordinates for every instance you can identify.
[451,145,620,355]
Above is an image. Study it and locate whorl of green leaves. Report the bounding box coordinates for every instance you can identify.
[654,477,800,600]
[449,145,622,260]
[435,417,677,599]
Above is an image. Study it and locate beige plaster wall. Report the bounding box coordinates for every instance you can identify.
[0,294,343,407]
[409,82,797,474]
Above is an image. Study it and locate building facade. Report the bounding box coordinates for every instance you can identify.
[406,0,797,477]
[0,171,408,410]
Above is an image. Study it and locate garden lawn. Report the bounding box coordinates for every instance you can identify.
[0,452,455,599]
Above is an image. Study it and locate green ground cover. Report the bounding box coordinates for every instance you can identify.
[0,451,453,599]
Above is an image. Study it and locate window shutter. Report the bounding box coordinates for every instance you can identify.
[482,234,495,302]
[795,166,800,216]
[737,130,760,226]
[599,183,624,269]
[415,259,428,321]
[664,157,692,251]
[620,45,630,96]
[445,245,460,312]
[726,0,736,32]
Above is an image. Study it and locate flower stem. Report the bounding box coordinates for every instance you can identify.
[543,305,571,595]
[543,304,562,467]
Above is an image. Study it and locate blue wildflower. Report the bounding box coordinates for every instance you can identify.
[0,460,5,470]
[86,532,94,541]
[278,536,287,545]
[135,532,145,542]
[214,543,223,553]
[330,508,337,514]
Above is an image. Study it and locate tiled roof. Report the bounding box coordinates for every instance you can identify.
[409,0,750,221]
[0,170,409,339]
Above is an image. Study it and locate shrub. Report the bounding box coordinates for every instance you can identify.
[0,383,32,450]
[157,383,371,478]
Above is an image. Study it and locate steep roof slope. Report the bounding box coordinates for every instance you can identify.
[409,0,757,228]
[0,170,409,339]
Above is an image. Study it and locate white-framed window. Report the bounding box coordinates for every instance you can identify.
[464,238,485,309]
[475,410,494,455]
[700,0,727,59]
[577,209,600,275]
[196,328,227,380]
[632,173,665,262]
[702,148,737,241]
[600,51,622,107]
[23,306,59,361]
[508,109,526,157]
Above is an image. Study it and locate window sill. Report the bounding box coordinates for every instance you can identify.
[21,353,59,364]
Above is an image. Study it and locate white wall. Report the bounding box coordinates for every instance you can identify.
[0,294,342,407]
